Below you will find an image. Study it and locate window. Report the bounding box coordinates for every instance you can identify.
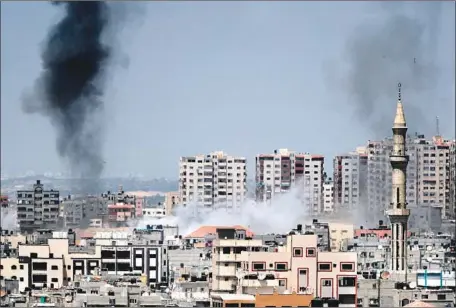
[11,265,17,270]
[437,294,446,300]
[67,265,71,270]
[278,279,287,287]
[30,253,38,258]
[322,279,332,286]
[275,262,288,271]
[338,277,356,287]
[252,262,266,271]
[306,248,316,257]
[51,278,58,282]
[51,265,58,270]
[318,263,332,272]
[32,263,47,271]
[340,262,354,272]
[32,274,47,283]
[293,247,303,257]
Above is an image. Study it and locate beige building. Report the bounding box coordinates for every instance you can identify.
[179,151,247,209]
[255,149,325,214]
[211,230,357,307]
[164,191,180,215]
[328,222,355,252]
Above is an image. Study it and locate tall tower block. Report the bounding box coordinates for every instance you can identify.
[387,83,410,272]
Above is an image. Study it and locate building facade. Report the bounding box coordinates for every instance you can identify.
[255,149,324,215]
[164,191,180,216]
[179,151,247,209]
[0,233,169,292]
[333,152,368,212]
[16,180,60,232]
[450,142,456,219]
[211,228,358,306]
[323,178,334,213]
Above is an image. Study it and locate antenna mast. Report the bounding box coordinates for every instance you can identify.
[398,83,402,101]
[436,116,440,136]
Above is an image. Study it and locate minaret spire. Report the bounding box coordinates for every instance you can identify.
[387,82,410,276]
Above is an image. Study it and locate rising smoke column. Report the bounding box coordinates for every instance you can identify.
[342,2,443,137]
[23,2,111,186]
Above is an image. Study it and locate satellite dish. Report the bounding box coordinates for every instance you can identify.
[258,273,267,280]
[426,246,432,251]
[381,271,391,280]
[426,257,433,263]
[408,281,417,289]
[378,245,383,249]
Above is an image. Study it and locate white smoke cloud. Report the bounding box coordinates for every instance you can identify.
[0,207,18,231]
[133,186,317,236]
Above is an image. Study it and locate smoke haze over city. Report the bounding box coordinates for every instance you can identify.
[1,1,455,178]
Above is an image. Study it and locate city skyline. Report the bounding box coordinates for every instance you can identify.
[1,2,455,178]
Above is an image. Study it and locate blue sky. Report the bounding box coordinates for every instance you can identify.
[1,1,454,178]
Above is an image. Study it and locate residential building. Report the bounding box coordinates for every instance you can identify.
[333,152,368,212]
[62,195,109,228]
[107,203,136,226]
[323,178,334,213]
[255,149,324,214]
[211,291,313,307]
[211,227,358,306]
[135,197,145,218]
[366,134,455,220]
[450,141,456,219]
[179,151,247,209]
[142,206,166,219]
[164,191,180,216]
[16,180,60,233]
[366,136,418,219]
[0,231,169,292]
[328,222,355,252]
[414,136,453,218]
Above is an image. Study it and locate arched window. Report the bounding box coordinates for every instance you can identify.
[11,265,17,270]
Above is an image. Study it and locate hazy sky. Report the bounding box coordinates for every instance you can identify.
[1,1,454,179]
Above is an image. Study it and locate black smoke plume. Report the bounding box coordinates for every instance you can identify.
[23,2,111,191]
[328,2,444,137]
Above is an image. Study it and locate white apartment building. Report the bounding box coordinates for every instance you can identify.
[333,152,368,212]
[179,151,247,209]
[323,178,334,213]
[0,233,169,292]
[415,136,453,218]
[366,137,418,218]
[255,149,324,215]
[366,134,455,219]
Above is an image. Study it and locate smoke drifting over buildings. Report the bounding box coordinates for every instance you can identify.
[339,2,444,137]
[23,2,113,191]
